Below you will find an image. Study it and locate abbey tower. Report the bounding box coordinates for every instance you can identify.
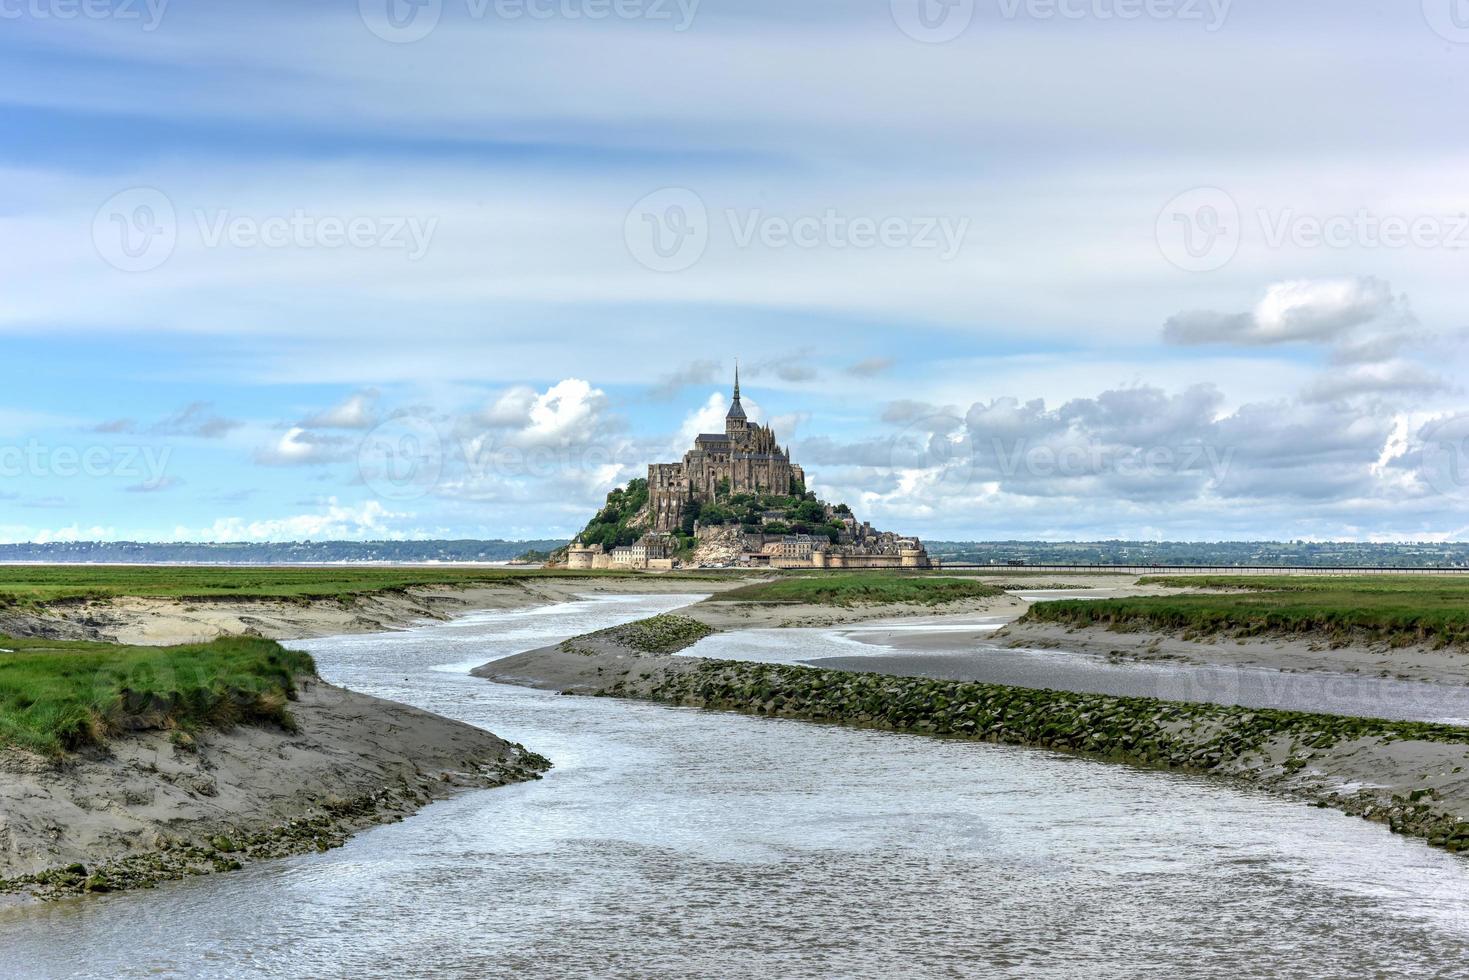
[647,367,806,531]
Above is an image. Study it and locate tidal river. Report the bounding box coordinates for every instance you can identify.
[5,594,1469,978]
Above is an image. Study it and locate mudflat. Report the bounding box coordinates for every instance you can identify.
[0,678,546,901]
[0,575,738,646]
[473,613,1469,856]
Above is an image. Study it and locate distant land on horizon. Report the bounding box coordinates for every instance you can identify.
[2,539,1468,568]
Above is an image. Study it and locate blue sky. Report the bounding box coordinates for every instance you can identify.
[3,0,1469,543]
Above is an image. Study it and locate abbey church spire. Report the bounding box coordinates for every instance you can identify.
[725,360,748,433]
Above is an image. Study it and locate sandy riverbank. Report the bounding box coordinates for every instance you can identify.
[474,615,1469,854]
[988,621,1469,686]
[0,677,548,902]
[0,576,737,646]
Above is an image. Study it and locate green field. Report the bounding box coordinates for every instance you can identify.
[715,573,1003,607]
[0,636,316,755]
[0,565,696,607]
[1026,574,1469,646]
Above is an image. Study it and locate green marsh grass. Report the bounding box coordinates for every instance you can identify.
[0,565,718,607]
[1025,574,1469,647]
[715,573,1002,607]
[0,636,317,755]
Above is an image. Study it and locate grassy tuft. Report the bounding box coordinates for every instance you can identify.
[0,565,726,608]
[716,573,1002,607]
[604,615,716,654]
[0,635,317,756]
[1027,574,1469,647]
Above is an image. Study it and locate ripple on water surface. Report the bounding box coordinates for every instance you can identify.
[4,594,1469,979]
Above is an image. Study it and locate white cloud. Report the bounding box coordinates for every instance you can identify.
[189,498,409,541]
[1164,277,1404,348]
[255,426,350,466]
[1302,361,1451,403]
[472,379,609,448]
[523,379,607,447]
[301,390,378,429]
[672,390,769,450]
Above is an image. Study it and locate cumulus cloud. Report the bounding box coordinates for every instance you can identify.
[881,400,945,424]
[806,381,1415,530]
[254,427,352,466]
[470,379,610,447]
[152,402,243,440]
[300,390,379,429]
[676,392,736,449]
[1302,361,1452,404]
[438,379,636,513]
[847,357,893,377]
[1161,276,1448,407]
[186,498,409,541]
[648,360,720,400]
[1164,277,1405,348]
[744,354,819,384]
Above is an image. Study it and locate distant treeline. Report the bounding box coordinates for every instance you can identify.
[5,538,1469,568]
[0,540,568,564]
[927,540,1469,568]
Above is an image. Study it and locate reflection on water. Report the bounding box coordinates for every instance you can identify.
[5,595,1469,979]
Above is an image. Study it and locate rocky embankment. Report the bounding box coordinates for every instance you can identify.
[476,615,1469,854]
[0,679,549,901]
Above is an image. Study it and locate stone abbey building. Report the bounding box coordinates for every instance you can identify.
[647,368,805,532]
[566,367,934,571]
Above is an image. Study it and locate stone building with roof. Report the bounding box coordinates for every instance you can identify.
[647,367,805,532]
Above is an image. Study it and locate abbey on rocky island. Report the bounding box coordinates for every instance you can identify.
[647,366,805,532]
[566,367,935,571]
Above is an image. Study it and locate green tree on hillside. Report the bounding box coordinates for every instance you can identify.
[577,478,649,550]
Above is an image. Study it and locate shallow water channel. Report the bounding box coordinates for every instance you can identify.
[4,594,1469,978]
